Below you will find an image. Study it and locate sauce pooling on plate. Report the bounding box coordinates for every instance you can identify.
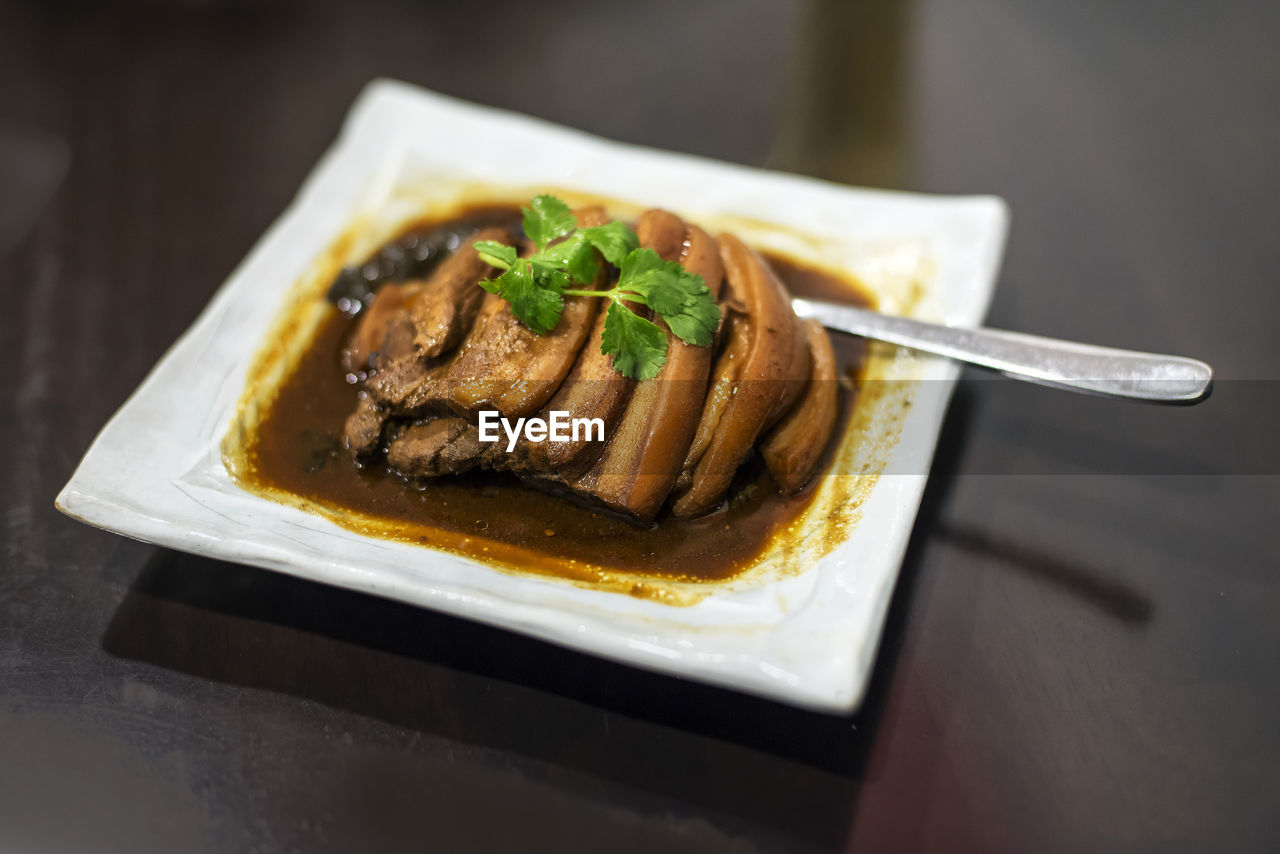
[230,205,873,589]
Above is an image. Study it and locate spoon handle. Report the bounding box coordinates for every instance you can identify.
[791,298,1212,403]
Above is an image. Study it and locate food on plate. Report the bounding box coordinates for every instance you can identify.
[337,196,834,523]
[230,195,874,584]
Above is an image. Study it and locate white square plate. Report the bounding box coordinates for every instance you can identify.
[56,80,1006,713]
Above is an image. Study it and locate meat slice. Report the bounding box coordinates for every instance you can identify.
[673,308,751,494]
[760,318,838,493]
[374,207,621,478]
[670,233,807,518]
[342,282,418,374]
[523,209,683,481]
[386,417,499,477]
[444,208,608,418]
[344,394,389,456]
[404,226,510,359]
[768,296,813,427]
[366,348,442,412]
[342,227,509,375]
[522,300,633,478]
[579,210,725,521]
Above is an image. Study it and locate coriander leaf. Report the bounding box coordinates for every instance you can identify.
[474,240,517,269]
[616,248,720,346]
[536,232,600,285]
[601,300,668,380]
[660,294,721,347]
[538,266,572,299]
[473,195,718,378]
[522,194,577,250]
[478,266,512,295]
[614,245,696,316]
[480,260,564,334]
[580,221,639,266]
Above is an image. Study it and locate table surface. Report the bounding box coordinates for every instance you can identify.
[3,1,1278,851]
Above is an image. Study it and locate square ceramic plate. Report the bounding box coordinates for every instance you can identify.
[56,79,1007,713]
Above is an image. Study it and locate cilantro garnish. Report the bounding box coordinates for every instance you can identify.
[474,194,720,380]
[600,301,669,380]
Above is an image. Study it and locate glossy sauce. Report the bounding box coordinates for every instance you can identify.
[234,212,872,586]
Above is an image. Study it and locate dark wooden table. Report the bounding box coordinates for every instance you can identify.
[3,1,1277,851]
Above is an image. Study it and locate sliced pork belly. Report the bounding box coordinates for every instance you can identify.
[342,204,839,523]
[385,417,500,477]
[341,227,509,375]
[522,300,634,478]
[366,348,442,413]
[371,207,621,477]
[343,393,389,456]
[523,208,688,478]
[341,282,418,374]
[405,225,511,359]
[444,208,609,418]
[769,296,814,427]
[670,233,809,518]
[353,227,518,419]
[673,309,750,495]
[579,210,725,521]
[760,318,838,493]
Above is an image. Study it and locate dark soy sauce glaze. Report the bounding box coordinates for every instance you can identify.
[239,207,872,584]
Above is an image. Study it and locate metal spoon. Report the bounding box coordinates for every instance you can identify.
[791,298,1213,403]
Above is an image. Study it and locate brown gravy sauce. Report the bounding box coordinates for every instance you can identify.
[231,207,873,588]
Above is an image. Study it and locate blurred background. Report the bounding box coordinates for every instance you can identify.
[2,1,1278,852]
